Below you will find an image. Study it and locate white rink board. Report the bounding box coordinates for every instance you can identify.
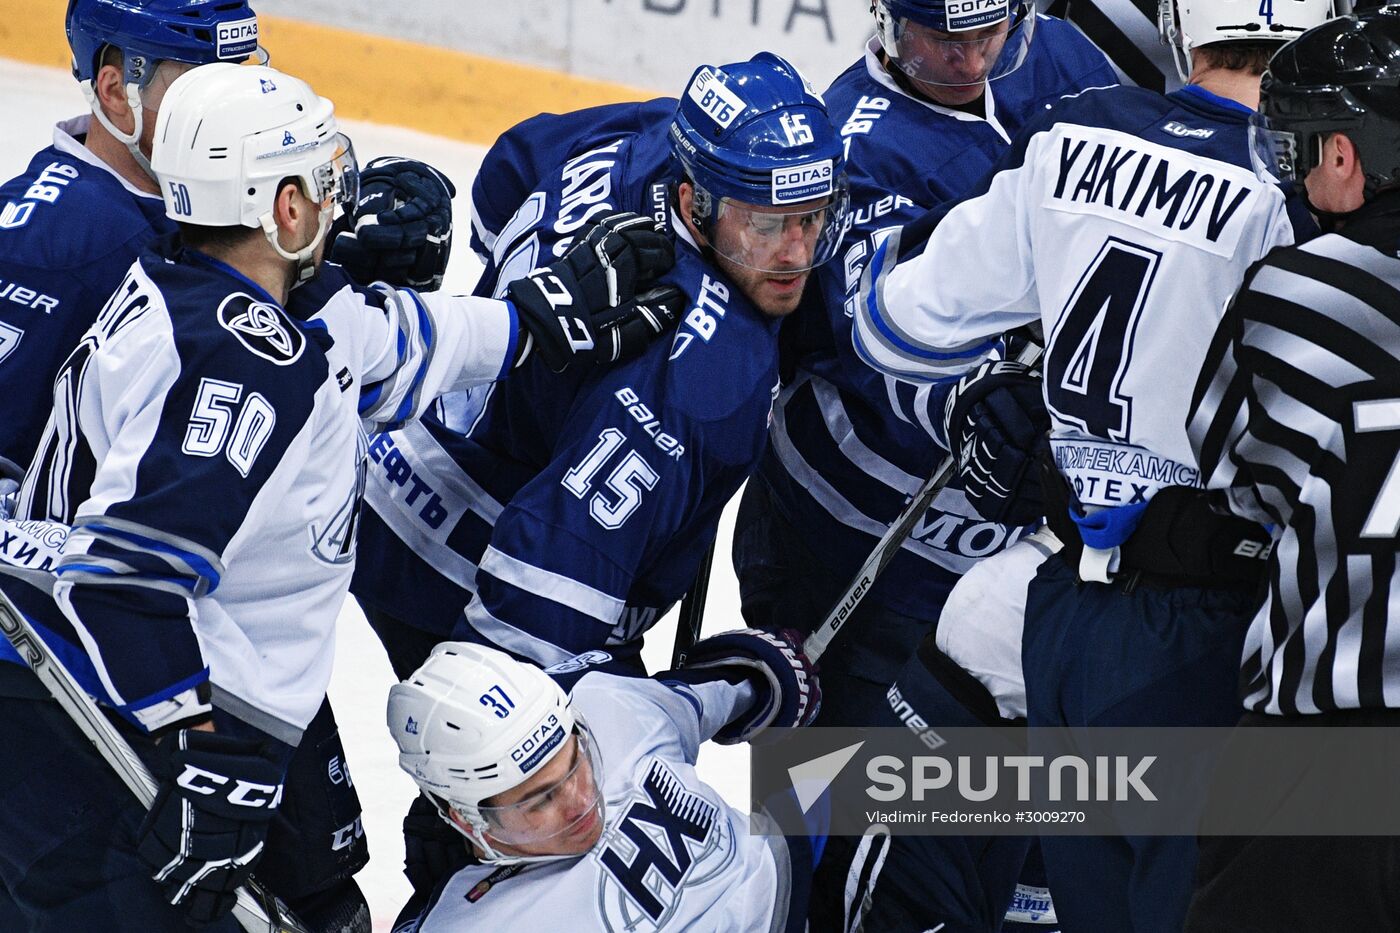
[253,0,872,93]
[0,58,752,932]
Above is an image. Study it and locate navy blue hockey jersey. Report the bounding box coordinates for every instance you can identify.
[353,105,781,671]
[762,25,1117,620]
[0,116,175,473]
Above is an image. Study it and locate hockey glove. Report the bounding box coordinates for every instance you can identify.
[666,628,821,744]
[507,211,677,372]
[331,156,456,291]
[942,359,1050,527]
[402,793,469,898]
[136,729,285,926]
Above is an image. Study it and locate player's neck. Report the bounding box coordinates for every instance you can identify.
[1187,66,1262,113]
[199,240,296,306]
[83,115,161,196]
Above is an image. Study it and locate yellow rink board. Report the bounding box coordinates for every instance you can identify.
[0,0,656,146]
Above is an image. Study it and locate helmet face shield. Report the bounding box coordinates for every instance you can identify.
[707,179,850,274]
[476,725,605,849]
[1248,113,1301,183]
[883,4,1036,88]
[311,133,360,220]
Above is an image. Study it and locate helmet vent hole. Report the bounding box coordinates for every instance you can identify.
[246,187,255,195]
[444,721,461,731]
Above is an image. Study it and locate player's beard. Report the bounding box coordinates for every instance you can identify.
[713,252,811,318]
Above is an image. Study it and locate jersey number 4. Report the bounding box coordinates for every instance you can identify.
[563,428,659,529]
[1045,238,1162,444]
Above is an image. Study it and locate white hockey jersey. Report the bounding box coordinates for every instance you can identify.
[403,672,797,933]
[12,249,517,741]
[855,84,1314,511]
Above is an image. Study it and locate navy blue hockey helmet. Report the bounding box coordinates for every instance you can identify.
[1252,10,1400,194]
[67,0,263,88]
[669,52,850,273]
[874,0,1037,87]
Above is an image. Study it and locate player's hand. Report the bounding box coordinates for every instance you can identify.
[506,212,677,372]
[942,359,1049,526]
[136,729,284,925]
[402,793,469,897]
[667,627,821,744]
[330,156,456,291]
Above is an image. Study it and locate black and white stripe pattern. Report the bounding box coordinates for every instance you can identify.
[1043,0,1181,93]
[1187,214,1400,715]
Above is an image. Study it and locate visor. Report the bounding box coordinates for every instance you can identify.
[709,180,850,274]
[312,133,360,219]
[886,8,1036,88]
[477,725,605,848]
[1247,112,1300,183]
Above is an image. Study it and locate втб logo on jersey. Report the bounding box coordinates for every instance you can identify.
[218,293,305,365]
[597,759,731,930]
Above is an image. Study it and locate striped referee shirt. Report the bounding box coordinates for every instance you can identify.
[1187,192,1400,716]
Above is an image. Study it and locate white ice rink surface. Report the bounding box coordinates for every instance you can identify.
[0,58,752,931]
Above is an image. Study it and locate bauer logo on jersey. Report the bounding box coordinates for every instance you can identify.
[772,159,833,205]
[946,0,1010,31]
[215,17,259,60]
[511,713,565,775]
[217,293,305,365]
[687,67,747,130]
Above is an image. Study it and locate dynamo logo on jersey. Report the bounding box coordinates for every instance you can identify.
[687,68,746,131]
[772,159,833,205]
[217,293,305,365]
[216,17,259,60]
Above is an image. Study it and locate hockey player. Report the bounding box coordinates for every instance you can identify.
[0,2,407,928]
[1184,11,1400,929]
[735,3,1111,928]
[351,53,850,679]
[0,0,266,475]
[0,61,676,932]
[386,633,820,931]
[851,0,1334,928]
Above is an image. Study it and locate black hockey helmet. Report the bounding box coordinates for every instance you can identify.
[1255,9,1400,195]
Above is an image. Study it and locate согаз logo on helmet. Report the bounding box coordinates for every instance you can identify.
[215,17,258,60]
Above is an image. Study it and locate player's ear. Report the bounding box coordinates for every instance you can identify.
[676,182,708,246]
[272,178,310,239]
[93,60,134,132]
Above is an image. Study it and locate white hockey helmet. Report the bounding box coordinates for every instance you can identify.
[150,62,359,282]
[1159,0,1339,82]
[388,642,605,865]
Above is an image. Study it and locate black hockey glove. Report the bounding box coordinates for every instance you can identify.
[136,729,285,926]
[663,628,821,744]
[507,211,678,372]
[402,793,470,898]
[942,359,1050,527]
[331,156,456,291]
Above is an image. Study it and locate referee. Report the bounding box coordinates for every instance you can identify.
[1184,10,1400,929]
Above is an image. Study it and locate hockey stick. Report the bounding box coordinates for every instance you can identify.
[0,572,310,933]
[670,541,716,668]
[803,339,1045,663]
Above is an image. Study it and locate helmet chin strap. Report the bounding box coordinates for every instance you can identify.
[81,80,154,178]
[260,205,332,288]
